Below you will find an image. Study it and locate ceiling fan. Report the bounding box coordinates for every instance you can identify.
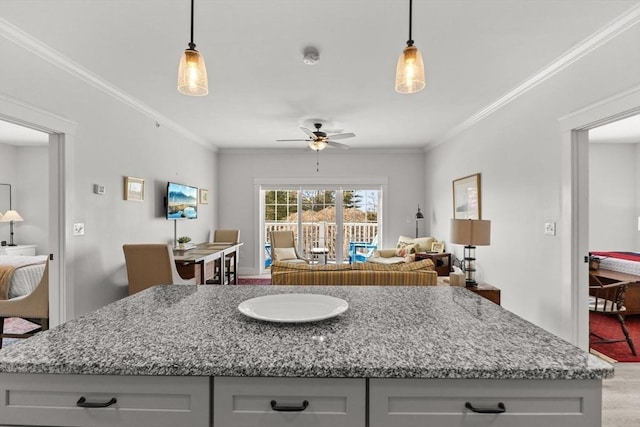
[277,123,355,151]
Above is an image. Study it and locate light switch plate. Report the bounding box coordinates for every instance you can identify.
[544,222,556,236]
[73,223,85,236]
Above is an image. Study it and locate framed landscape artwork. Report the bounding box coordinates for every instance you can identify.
[124,176,144,201]
[452,173,481,219]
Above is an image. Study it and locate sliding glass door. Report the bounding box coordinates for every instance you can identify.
[262,186,380,269]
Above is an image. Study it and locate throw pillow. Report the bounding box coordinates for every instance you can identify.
[395,243,416,257]
[273,247,297,261]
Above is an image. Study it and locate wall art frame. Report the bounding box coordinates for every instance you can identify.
[124,176,145,201]
[452,173,481,219]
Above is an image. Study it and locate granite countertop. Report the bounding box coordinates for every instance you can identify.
[0,285,612,379]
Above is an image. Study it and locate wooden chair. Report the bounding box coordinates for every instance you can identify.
[123,244,196,295]
[211,229,240,284]
[0,260,49,349]
[589,278,637,356]
[268,230,309,264]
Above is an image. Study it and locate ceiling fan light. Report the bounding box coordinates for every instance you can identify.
[308,140,328,151]
[178,48,208,96]
[395,44,425,94]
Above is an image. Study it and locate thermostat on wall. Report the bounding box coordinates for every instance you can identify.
[93,184,105,195]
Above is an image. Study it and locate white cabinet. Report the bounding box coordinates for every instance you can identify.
[0,373,209,427]
[369,378,602,427]
[0,244,37,256]
[213,377,366,427]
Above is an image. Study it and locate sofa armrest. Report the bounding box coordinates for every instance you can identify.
[374,248,397,258]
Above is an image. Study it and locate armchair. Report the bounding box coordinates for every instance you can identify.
[268,230,309,264]
[0,260,49,349]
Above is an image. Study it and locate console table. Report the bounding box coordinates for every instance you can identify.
[466,282,501,305]
[415,252,451,276]
[173,242,243,285]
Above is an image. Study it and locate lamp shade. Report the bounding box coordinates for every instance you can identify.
[450,219,490,246]
[0,210,23,222]
[177,49,208,96]
[395,44,425,94]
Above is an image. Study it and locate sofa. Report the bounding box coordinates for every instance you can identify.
[270,259,437,286]
[368,235,441,264]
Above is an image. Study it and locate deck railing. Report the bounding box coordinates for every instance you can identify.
[265,222,378,261]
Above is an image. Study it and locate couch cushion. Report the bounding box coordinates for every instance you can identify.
[271,261,352,271]
[398,235,434,253]
[354,259,434,271]
[395,243,416,257]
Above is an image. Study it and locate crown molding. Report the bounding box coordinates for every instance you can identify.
[429,3,640,150]
[0,18,214,150]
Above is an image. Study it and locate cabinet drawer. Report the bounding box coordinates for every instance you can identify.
[0,373,209,427]
[370,378,602,427]
[214,377,365,427]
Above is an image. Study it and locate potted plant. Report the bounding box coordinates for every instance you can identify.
[177,236,192,249]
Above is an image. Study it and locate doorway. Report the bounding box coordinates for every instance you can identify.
[0,95,76,327]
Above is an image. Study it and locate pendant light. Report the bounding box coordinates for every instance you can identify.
[177,0,208,96]
[395,0,425,94]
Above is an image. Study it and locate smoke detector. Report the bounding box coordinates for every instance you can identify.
[303,47,319,65]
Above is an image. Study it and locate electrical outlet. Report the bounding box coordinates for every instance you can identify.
[544,222,556,236]
[73,223,85,236]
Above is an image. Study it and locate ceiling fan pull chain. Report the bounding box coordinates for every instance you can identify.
[316,150,320,172]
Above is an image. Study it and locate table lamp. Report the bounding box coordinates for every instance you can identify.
[415,205,424,238]
[450,218,491,286]
[0,210,24,246]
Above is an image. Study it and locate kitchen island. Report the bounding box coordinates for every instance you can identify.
[0,285,612,426]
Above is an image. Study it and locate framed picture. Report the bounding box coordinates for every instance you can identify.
[124,176,144,201]
[431,242,444,253]
[199,188,209,205]
[453,173,481,219]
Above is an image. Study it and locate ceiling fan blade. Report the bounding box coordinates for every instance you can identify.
[300,127,318,139]
[276,139,309,142]
[327,141,351,149]
[327,132,355,140]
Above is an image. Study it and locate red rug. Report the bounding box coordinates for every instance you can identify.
[237,278,272,285]
[589,312,640,362]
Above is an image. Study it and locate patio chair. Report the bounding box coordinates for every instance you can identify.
[348,235,378,263]
[268,230,309,264]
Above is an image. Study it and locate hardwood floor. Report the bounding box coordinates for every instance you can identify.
[602,363,640,426]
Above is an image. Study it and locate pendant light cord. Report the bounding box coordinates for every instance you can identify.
[407,0,414,46]
[189,0,196,50]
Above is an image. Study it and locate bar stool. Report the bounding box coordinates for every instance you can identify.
[211,229,240,284]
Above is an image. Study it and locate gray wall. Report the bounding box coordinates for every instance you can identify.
[589,143,639,251]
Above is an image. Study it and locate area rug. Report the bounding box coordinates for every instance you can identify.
[1,317,40,348]
[589,312,640,363]
[237,278,272,285]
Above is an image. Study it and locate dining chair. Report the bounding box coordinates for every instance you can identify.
[589,278,637,356]
[211,229,240,284]
[123,244,196,295]
[268,230,309,264]
[0,260,49,349]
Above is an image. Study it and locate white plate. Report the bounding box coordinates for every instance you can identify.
[238,293,349,323]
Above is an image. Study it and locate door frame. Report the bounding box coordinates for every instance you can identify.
[559,86,640,349]
[0,94,77,326]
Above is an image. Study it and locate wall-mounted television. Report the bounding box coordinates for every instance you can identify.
[166,182,198,220]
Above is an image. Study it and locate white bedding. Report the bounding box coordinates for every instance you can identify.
[598,257,640,276]
[0,255,47,299]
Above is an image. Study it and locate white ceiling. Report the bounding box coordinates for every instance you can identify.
[0,0,638,149]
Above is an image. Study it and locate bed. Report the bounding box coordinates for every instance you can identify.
[590,251,640,276]
[0,255,48,300]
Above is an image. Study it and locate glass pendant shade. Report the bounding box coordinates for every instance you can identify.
[177,48,208,96]
[308,140,328,151]
[395,44,425,94]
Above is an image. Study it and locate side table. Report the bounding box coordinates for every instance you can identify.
[466,282,501,305]
[415,252,451,276]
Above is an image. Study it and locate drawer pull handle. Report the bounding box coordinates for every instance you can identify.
[76,396,118,408]
[270,399,309,412]
[465,401,506,414]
